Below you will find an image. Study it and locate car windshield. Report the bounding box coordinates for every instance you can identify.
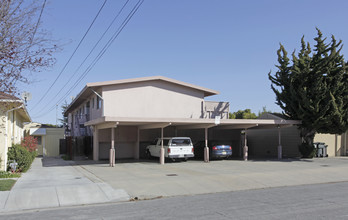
[171,139,191,146]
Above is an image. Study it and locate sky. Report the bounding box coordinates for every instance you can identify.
[21,0,348,124]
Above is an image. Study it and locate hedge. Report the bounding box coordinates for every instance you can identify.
[7,144,36,172]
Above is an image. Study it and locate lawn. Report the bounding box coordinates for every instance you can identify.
[0,179,16,191]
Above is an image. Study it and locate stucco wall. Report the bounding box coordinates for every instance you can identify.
[314,132,347,157]
[0,106,7,170]
[45,128,65,157]
[102,81,205,119]
[0,105,27,171]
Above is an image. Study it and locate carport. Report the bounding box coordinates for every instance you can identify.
[85,116,301,166]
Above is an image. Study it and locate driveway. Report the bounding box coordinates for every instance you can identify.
[76,157,348,199]
[0,157,129,213]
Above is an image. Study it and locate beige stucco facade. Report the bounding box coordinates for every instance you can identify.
[0,93,31,171]
[102,80,205,119]
[65,76,229,137]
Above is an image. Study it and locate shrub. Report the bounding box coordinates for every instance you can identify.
[21,136,38,152]
[299,143,316,158]
[7,144,35,172]
[30,151,37,161]
[0,171,21,178]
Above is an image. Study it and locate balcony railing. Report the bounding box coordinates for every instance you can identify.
[202,101,230,119]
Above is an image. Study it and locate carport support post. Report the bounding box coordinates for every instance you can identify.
[160,127,165,165]
[243,129,248,161]
[204,127,209,162]
[110,127,116,167]
[277,126,282,159]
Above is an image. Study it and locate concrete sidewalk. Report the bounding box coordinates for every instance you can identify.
[0,157,129,213]
[77,157,348,200]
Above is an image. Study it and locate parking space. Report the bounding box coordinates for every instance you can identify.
[75,157,348,200]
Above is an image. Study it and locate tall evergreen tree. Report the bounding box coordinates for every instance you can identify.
[269,28,348,156]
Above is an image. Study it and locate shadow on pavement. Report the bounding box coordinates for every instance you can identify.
[40,155,316,168]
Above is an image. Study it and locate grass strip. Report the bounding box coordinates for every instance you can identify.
[0,179,16,191]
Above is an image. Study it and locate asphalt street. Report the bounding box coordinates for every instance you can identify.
[2,181,348,220]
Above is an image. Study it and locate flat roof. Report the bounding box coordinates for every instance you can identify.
[85,116,301,130]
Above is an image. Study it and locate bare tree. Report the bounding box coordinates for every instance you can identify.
[0,0,58,95]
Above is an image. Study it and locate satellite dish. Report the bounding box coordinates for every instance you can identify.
[21,91,32,103]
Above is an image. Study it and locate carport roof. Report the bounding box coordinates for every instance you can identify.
[85,116,301,130]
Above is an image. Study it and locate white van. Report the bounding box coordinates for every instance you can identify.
[146,137,194,161]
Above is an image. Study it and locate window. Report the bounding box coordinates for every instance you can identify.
[97,96,102,109]
[92,97,95,108]
[34,136,42,145]
[171,139,191,146]
[86,101,90,114]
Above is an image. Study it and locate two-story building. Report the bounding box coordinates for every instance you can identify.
[64,76,300,164]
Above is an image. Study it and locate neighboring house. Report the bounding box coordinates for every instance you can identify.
[64,76,299,162]
[248,112,348,157]
[0,92,31,171]
[24,123,65,157]
[314,132,347,157]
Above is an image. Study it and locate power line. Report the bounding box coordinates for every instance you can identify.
[32,0,144,119]
[41,0,144,116]
[27,0,47,56]
[30,0,108,111]
[32,0,131,116]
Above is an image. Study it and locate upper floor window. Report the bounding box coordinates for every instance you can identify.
[92,97,95,109]
[97,96,102,109]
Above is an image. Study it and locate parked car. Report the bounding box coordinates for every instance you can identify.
[146,137,194,161]
[194,140,232,159]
